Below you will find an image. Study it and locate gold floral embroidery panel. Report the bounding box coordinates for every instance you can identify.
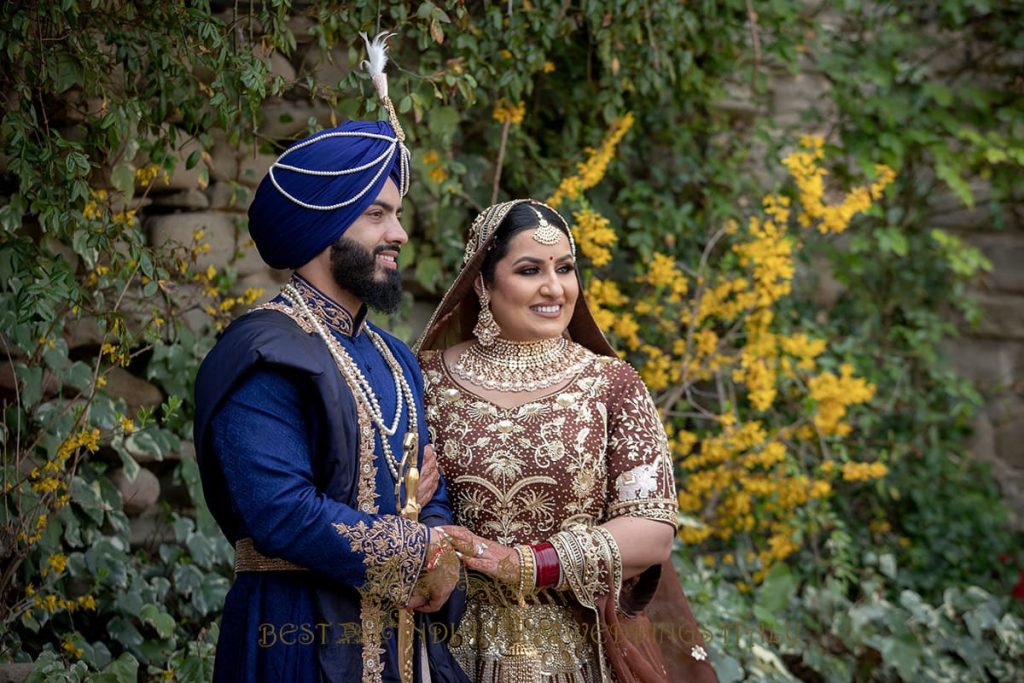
[334,517,427,683]
[421,348,677,547]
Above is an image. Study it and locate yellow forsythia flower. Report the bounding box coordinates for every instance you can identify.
[492,99,525,125]
[842,461,889,482]
[571,208,617,267]
[46,553,68,575]
[120,416,136,434]
[548,113,635,208]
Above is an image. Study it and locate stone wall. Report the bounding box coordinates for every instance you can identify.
[940,187,1024,527]
[759,62,1024,528]
[66,19,1022,542]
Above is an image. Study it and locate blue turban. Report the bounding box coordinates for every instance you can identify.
[248,120,410,270]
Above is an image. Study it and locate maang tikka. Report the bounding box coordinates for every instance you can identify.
[473,275,500,346]
[530,206,561,245]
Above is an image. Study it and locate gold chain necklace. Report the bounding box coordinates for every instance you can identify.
[452,337,592,392]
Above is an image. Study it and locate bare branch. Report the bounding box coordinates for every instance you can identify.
[490,119,512,206]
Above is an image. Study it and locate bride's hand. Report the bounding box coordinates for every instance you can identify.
[416,444,440,507]
[439,525,520,586]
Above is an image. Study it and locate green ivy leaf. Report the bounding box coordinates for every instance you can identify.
[92,653,140,683]
[105,619,144,652]
[755,562,798,623]
[179,458,218,534]
[20,610,41,635]
[415,2,438,20]
[428,106,460,145]
[65,151,90,177]
[196,572,230,616]
[752,603,780,627]
[89,394,119,430]
[878,553,897,579]
[116,442,141,482]
[139,250,154,279]
[414,255,442,293]
[0,195,26,233]
[139,604,176,639]
[64,361,94,391]
[14,363,43,409]
[53,52,84,93]
[875,227,908,257]
[79,640,113,671]
[879,635,922,680]
[110,163,136,201]
[934,155,975,208]
[71,476,107,525]
[186,531,217,569]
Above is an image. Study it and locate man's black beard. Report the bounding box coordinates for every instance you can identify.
[329,237,403,314]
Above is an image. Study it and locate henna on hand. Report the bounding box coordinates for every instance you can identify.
[439,524,520,586]
[408,527,461,612]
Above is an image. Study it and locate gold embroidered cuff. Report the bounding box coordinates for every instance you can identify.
[548,524,622,610]
[333,516,428,606]
[606,498,679,529]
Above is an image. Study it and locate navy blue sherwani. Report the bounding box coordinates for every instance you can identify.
[194,275,468,683]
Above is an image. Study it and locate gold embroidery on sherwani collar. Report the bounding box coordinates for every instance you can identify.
[290,273,366,337]
[252,301,314,333]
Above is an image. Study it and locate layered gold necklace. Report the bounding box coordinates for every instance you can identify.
[452,337,592,393]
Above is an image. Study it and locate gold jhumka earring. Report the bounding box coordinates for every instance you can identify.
[473,275,500,346]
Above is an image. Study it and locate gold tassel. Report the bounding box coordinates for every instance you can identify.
[497,640,542,683]
[496,595,542,683]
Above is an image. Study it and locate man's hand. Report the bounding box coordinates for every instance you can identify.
[407,527,460,612]
[416,444,440,507]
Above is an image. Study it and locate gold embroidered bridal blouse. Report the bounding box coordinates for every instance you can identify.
[420,346,677,683]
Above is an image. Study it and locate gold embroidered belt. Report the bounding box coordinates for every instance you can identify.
[234,538,308,573]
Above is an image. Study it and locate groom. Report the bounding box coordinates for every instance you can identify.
[193,110,466,682]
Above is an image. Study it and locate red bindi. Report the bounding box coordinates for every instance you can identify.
[549,256,554,260]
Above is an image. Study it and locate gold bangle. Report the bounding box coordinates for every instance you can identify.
[515,544,535,597]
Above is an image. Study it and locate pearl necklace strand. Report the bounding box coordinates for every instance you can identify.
[282,284,417,483]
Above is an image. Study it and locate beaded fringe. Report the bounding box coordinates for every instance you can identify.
[456,653,599,683]
[495,640,542,683]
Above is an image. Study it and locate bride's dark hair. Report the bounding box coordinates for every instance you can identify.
[480,203,571,285]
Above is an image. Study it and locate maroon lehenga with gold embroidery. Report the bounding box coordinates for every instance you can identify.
[421,347,677,683]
